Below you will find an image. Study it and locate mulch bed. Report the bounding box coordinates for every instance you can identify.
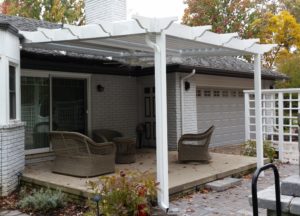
[0,191,89,216]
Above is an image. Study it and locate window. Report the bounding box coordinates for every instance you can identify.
[213,90,220,97]
[204,90,211,97]
[196,89,202,97]
[222,90,229,97]
[9,65,16,119]
[231,91,237,97]
[238,91,244,97]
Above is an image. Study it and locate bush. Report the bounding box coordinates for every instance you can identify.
[87,170,158,216]
[242,140,276,162]
[18,187,66,212]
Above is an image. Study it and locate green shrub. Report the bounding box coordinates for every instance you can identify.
[18,187,66,212]
[86,170,158,216]
[242,140,276,162]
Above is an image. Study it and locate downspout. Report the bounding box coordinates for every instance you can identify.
[181,69,196,135]
[145,34,160,52]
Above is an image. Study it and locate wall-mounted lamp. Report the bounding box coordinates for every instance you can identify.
[97,84,104,92]
[185,81,190,91]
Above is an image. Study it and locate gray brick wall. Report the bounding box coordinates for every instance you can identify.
[91,74,138,137]
[167,73,180,150]
[0,122,25,196]
[91,73,181,150]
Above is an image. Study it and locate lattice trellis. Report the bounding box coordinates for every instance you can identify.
[244,89,300,163]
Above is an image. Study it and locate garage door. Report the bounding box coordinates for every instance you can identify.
[196,88,245,147]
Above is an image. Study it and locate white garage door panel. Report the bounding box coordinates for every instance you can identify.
[197,88,245,147]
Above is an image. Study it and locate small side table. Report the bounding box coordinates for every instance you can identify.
[113,137,136,164]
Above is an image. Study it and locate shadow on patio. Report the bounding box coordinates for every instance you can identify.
[22,149,258,198]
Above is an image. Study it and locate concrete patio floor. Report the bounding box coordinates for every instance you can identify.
[22,149,259,198]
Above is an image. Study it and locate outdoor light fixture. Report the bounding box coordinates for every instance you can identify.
[97,84,104,92]
[185,81,190,91]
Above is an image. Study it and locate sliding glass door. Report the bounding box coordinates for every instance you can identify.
[21,73,89,154]
[21,77,50,151]
[51,78,87,134]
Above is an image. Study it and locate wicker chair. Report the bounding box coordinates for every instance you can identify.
[49,131,116,177]
[178,126,215,162]
[92,129,123,142]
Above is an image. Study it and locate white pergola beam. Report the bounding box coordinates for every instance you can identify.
[246,43,277,54]
[196,31,238,46]
[224,38,260,50]
[179,47,241,57]
[22,43,127,57]
[166,23,212,40]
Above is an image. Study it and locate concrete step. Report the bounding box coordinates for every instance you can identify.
[205,177,242,192]
[281,175,300,197]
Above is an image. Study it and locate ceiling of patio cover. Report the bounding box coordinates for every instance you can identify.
[19,16,276,58]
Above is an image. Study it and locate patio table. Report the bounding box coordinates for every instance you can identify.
[113,137,136,164]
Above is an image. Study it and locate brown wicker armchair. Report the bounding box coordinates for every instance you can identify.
[92,129,123,143]
[49,131,116,177]
[178,126,215,162]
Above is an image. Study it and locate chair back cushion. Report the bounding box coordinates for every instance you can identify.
[50,131,92,156]
[93,129,123,142]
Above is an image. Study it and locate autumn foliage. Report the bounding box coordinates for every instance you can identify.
[0,0,84,25]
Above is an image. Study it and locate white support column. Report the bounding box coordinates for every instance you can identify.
[254,54,264,169]
[244,92,250,141]
[154,32,169,210]
[278,92,284,161]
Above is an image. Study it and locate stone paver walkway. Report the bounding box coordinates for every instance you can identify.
[170,163,298,216]
[0,211,28,216]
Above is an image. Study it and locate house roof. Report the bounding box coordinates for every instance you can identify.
[0,14,286,80]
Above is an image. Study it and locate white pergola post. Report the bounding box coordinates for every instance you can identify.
[154,32,169,210]
[254,54,264,169]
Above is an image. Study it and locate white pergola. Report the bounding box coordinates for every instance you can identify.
[20,16,276,210]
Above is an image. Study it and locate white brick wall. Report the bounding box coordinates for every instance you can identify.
[91,74,138,137]
[171,73,198,145]
[85,0,127,23]
[0,122,25,196]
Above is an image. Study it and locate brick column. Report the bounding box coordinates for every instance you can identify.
[0,122,25,196]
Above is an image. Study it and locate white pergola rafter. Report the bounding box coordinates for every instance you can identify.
[19,16,277,211]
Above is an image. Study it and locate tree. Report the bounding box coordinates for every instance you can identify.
[281,0,300,23]
[276,54,300,88]
[251,11,300,68]
[182,0,267,38]
[0,0,84,25]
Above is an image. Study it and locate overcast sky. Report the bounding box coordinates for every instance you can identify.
[127,0,186,21]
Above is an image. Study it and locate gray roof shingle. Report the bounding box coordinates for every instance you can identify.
[0,14,286,79]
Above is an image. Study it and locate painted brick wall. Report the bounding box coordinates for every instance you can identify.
[0,122,25,196]
[166,73,180,149]
[171,73,198,148]
[85,0,127,23]
[91,74,138,137]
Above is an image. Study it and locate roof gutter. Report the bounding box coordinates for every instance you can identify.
[181,69,196,135]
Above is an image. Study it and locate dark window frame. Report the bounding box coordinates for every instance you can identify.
[9,65,16,120]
